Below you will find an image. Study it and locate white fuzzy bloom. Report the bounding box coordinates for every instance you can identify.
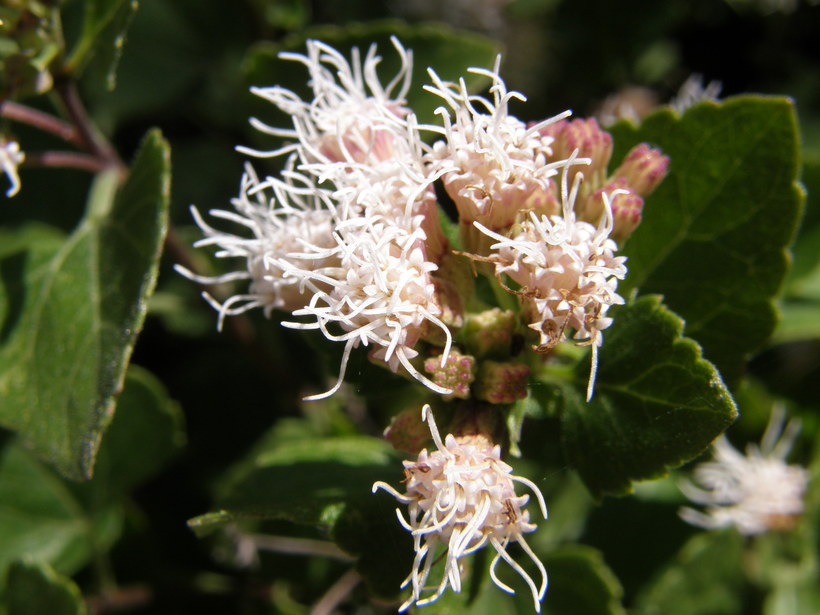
[279,205,452,400]
[175,163,339,327]
[475,171,627,401]
[184,38,455,400]
[238,37,414,168]
[373,405,548,612]
[680,407,810,536]
[424,56,576,231]
[1,139,24,198]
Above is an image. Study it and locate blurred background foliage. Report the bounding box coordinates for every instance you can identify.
[1,0,820,613]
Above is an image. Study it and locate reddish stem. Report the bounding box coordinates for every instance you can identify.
[23,150,111,173]
[0,100,86,148]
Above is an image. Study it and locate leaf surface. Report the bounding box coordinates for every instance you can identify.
[554,296,737,498]
[0,130,170,479]
[611,97,803,386]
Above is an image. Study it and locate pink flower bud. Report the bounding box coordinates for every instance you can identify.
[608,181,645,243]
[474,360,530,404]
[383,406,435,454]
[612,143,669,196]
[424,349,476,399]
[582,178,644,241]
[538,118,613,186]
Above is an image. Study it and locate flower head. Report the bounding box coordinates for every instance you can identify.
[279,205,453,399]
[373,405,548,612]
[1,138,24,198]
[679,406,810,535]
[174,163,339,326]
[424,57,573,240]
[239,37,414,167]
[474,169,627,400]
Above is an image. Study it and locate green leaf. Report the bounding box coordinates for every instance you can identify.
[65,0,139,87]
[542,545,626,615]
[425,543,625,615]
[786,155,820,292]
[74,364,185,508]
[242,20,501,133]
[555,295,737,498]
[610,96,804,386]
[634,531,745,615]
[0,129,170,480]
[0,365,179,587]
[775,155,820,343]
[0,440,91,582]
[4,560,86,615]
[190,434,411,598]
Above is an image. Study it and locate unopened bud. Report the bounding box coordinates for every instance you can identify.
[612,143,669,196]
[462,308,518,359]
[539,118,613,188]
[605,180,645,243]
[383,406,435,454]
[424,349,476,400]
[474,360,530,404]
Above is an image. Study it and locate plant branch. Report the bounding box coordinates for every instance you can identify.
[310,569,362,615]
[0,100,85,148]
[54,80,122,170]
[23,150,111,173]
[247,534,354,563]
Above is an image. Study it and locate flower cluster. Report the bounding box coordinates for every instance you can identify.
[180,38,668,402]
[179,38,670,611]
[373,405,548,612]
[1,138,24,198]
[680,407,810,535]
[179,39,452,398]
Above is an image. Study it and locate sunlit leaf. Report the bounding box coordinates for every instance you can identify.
[0,130,170,480]
[552,295,737,498]
[610,96,804,386]
[0,366,179,586]
[0,439,91,582]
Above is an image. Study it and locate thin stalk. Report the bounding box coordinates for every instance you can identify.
[0,100,85,148]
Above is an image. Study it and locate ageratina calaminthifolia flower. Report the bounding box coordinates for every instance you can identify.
[373,405,548,612]
[679,407,810,535]
[180,37,669,610]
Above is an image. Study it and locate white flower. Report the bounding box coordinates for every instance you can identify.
[174,162,339,327]
[424,56,575,233]
[183,38,456,401]
[475,169,627,401]
[1,138,24,198]
[680,406,810,536]
[669,74,722,114]
[373,404,548,612]
[279,205,452,400]
[238,37,414,167]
